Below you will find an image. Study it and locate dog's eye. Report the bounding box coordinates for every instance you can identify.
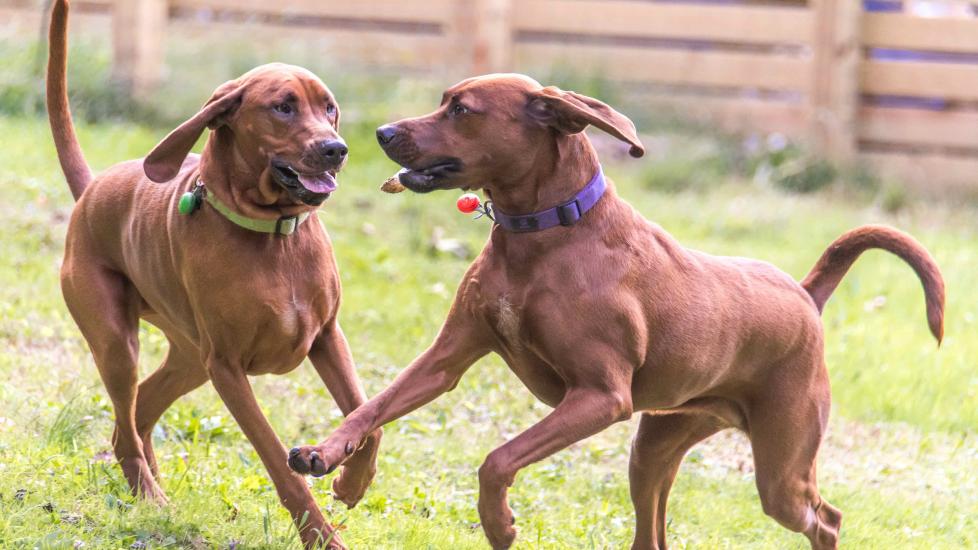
[326,104,336,117]
[451,103,469,116]
[273,103,294,115]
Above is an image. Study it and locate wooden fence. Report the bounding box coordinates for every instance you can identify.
[5,0,978,190]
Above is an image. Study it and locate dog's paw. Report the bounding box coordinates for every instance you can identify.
[479,492,517,549]
[331,466,372,508]
[121,458,169,504]
[329,428,381,507]
[483,519,517,550]
[287,440,355,477]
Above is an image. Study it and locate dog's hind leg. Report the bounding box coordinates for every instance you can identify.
[628,411,727,550]
[132,341,208,479]
[748,365,841,550]
[62,264,166,502]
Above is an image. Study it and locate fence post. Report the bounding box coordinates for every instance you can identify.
[809,0,862,162]
[112,0,167,101]
[450,0,513,77]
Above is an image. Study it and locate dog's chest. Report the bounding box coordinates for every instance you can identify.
[480,291,567,407]
[248,280,334,374]
[493,296,523,347]
[190,250,337,374]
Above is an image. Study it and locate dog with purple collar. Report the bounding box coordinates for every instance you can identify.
[289,73,944,550]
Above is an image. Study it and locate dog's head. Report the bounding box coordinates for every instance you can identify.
[375,73,643,193]
[144,63,345,206]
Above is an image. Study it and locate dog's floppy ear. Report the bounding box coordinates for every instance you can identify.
[144,81,247,183]
[527,86,644,158]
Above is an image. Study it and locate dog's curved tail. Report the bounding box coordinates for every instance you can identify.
[801,224,945,344]
[47,0,92,201]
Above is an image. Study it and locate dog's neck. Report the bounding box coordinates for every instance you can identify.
[199,129,316,220]
[484,133,599,216]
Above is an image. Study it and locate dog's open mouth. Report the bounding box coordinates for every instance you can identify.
[396,159,462,192]
[271,161,337,205]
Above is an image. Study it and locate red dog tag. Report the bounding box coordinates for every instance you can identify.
[456,193,481,213]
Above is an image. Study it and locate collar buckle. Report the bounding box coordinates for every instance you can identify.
[275,215,300,235]
[556,199,582,226]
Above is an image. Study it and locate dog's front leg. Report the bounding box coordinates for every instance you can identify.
[305,321,382,508]
[207,359,345,550]
[289,313,490,477]
[478,386,633,549]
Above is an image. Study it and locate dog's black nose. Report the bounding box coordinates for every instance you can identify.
[376,125,398,145]
[316,139,348,161]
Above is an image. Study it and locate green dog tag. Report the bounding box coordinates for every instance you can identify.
[178,182,205,215]
[178,191,199,215]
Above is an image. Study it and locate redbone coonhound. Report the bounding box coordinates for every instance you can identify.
[289,74,945,549]
[47,1,379,547]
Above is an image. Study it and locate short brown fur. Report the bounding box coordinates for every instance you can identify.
[290,74,945,549]
[47,2,380,547]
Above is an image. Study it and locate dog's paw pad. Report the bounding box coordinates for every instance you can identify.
[287,447,311,474]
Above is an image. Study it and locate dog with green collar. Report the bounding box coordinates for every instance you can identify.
[46,2,379,548]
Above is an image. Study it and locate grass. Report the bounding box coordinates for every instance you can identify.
[0,110,975,549]
[1,14,976,550]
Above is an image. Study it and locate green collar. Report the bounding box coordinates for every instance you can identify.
[205,193,310,236]
[180,179,310,236]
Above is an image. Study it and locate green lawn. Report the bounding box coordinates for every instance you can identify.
[0,111,975,550]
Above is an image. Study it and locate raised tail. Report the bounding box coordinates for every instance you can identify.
[801,224,945,343]
[47,0,92,201]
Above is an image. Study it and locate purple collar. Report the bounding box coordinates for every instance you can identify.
[492,167,606,233]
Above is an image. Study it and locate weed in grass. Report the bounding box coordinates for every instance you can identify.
[881,182,911,214]
[45,397,94,453]
[847,163,883,197]
[774,156,838,194]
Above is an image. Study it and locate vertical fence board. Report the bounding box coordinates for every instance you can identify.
[450,0,513,76]
[514,1,813,46]
[810,0,861,161]
[112,0,167,99]
[477,0,513,73]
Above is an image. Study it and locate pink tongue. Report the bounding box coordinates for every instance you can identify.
[297,172,337,194]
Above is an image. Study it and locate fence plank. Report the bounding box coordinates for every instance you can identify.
[516,43,810,92]
[477,0,514,72]
[644,96,809,136]
[112,0,167,100]
[864,13,978,53]
[514,0,813,45]
[74,0,113,9]
[859,106,978,149]
[170,0,454,25]
[810,0,861,160]
[0,5,110,30]
[449,0,513,75]
[862,60,978,101]
[170,19,449,71]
